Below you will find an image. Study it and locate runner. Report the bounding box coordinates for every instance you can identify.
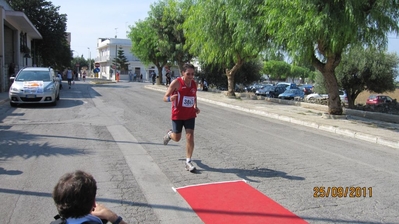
[66,68,73,89]
[162,63,200,172]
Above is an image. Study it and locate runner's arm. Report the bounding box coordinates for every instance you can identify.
[163,79,179,102]
[193,81,200,114]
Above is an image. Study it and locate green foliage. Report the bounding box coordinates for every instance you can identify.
[129,0,193,83]
[129,17,168,84]
[263,1,399,63]
[197,60,262,87]
[262,60,291,81]
[158,0,194,71]
[71,55,87,71]
[112,47,129,72]
[313,71,327,94]
[7,0,71,68]
[234,61,263,85]
[129,19,166,66]
[184,0,269,96]
[129,0,192,74]
[261,0,399,114]
[336,46,399,107]
[290,65,310,82]
[196,64,225,88]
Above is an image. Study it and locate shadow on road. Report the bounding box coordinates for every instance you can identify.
[194,160,305,182]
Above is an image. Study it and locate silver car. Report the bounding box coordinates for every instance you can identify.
[9,67,60,107]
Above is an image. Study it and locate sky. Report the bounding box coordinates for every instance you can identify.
[50,0,157,59]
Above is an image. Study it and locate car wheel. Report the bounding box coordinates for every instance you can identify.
[308,97,316,103]
[10,102,17,107]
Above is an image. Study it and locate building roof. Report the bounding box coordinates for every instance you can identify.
[5,10,42,39]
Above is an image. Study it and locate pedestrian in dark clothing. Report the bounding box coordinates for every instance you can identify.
[151,71,156,85]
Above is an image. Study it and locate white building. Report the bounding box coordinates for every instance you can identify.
[0,0,42,92]
[95,38,179,82]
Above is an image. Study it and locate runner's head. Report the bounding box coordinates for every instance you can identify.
[182,63,195,81]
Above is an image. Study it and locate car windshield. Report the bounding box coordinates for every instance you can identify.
[16,71,51,81]
[368,95,377,100]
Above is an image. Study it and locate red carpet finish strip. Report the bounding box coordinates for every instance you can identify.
[174,180,308,224]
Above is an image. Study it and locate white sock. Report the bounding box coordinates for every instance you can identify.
[186,158,191,163]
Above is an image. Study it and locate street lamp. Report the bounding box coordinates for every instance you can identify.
[88,47,91,76]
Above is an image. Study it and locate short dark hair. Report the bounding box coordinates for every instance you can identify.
[52,170,97,218]
[182,63,195,72]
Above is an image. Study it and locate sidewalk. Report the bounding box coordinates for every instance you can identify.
[145,85,399,149]
[0,92,7,105]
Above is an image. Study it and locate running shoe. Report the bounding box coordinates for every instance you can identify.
[185,161,196,172]
[163,129,172,145]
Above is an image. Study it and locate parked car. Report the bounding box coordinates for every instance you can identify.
[305,90,347,105]
[278,88,305,100]
[305,93,327,103]
[235,84,247,92]
[366,94,396,106]
[298,84,314,95]
[9,67,60,107]
[339,90,348,105]
[255,85,273,96]
[267,86,287,98]
[217,85,227,91]
[246,83,266,92]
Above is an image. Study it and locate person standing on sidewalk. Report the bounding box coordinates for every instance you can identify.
[66,68,73,89]
[151,71,156,85]
[82,71,86,82]
[162,63,200,172]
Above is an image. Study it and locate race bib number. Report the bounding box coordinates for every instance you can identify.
[182,96,195,107]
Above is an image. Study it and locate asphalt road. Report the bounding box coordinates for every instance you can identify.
[0,81,398,224]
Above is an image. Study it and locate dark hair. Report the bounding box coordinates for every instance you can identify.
[182,63,195,72]
[52,170,97,218]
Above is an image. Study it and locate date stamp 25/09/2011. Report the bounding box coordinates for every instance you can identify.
[313,186,372,198]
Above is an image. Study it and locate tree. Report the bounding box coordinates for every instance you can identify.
[129,0,194,84]
[129,15,168,85]
[197,60,262,88]
[112,47,129,73]
[184,0,269,97]
[159,0,194,71]
[263,1,399,114]
[336,46,399,108]
[7,0,71,68]
[262,60,291,81]
[71,55,87,74]
[290,65,311,84]
[234,60,263,86]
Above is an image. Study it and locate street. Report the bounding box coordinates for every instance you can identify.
[0,81,398,224]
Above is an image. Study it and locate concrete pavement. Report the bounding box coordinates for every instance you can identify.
[1,82,398,149]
